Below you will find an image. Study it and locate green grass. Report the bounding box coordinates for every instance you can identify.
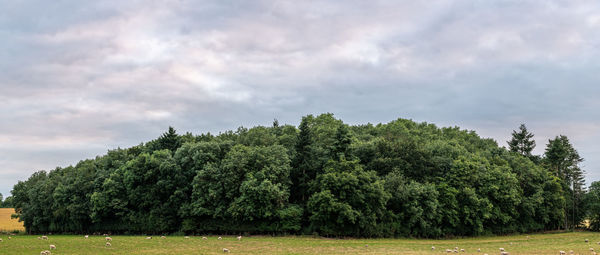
[1,232,600,254]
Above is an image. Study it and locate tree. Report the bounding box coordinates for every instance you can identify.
[544,135,585,229]
[507,124,536,157]
[585,182,600,231]
[0,193,3,207]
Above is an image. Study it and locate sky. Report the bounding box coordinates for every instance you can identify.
[1,0,600,198]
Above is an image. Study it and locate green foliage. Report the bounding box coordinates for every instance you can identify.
[8,114,576,236]
[507,124,536,157]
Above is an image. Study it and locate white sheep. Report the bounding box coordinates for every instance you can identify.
[105,237,112,241]
[49,244,56,249]
[477,248,481,252]
[499,248,505,251]
[84,235,88,239]
[0,238,2,242]
[184,236,190,239]
[586,239,590,243]
[237,236,242,241]
[446,249,452,253]
[42,236,48,240]
[559,251,566,255]
[591,248,595,252]
[223,248,230,253]
[161,236,166,239]
[145,236,152,240]
[431,246,435,250]
[218,236,222,240]
[106,242,112,247]
[202,236,207,240]
[460,248,465,252]
[500,252,509,255]
[40,250,51,255]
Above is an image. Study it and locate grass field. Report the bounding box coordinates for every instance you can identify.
[0,208,24,232]
[1,232,600,254]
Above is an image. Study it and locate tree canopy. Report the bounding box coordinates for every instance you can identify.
[9,114,587,236]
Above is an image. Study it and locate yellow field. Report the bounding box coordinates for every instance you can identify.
[0,208,24,232]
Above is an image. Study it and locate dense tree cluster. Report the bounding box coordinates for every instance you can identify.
[9,115,590,237]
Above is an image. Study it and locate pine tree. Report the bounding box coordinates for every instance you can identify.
[507,124,536,157]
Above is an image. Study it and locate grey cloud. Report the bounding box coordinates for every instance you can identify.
[1,0,600,196]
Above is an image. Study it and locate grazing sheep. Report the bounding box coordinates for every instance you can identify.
[570,250,574,254]
[477,248,481,252]
[105,237,112,241]
[49,244,56,250]
[84,235,89,239]
[161,236,166,239]
[218,236,222,240]
[460,248,465,252]
[106,242,112,247]
[500,248,505,251]
[559,251,566,255]
[586,239,590,243]
[38,237,41,240]
[446,249,452,253]
[184,236,190,239]
[591,248,595,252]
[483,254,488,255]
[365,244,369,247]
[500,252,509,255]
[223,248,230,253]
[237,236,242,241]
[431,246,435,250]
[42,236,48,240]
[0,238,2,242]
[40,250,51,255]
[8,236,11,239]
[202,237,207,240]
[145,236,152,240]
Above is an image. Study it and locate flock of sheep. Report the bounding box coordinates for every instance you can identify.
[431,237,598,254]
[33,234,244,254]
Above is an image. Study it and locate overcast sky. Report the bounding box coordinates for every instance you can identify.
[1,0,600,198]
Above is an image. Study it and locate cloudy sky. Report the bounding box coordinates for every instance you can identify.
[1,0,600,197]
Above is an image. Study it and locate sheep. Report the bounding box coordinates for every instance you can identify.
[591,248,595,252]
[8,236,11,239]
[185,236,190,239]
[106,242,112,247]
[364,244,369,247]
[49,244,56,250]
[40,250,51,255]
[84,235,89,239]
[446,249,452,253]
[218,236,222,240]
[500,252,509,255]
[42,236,48,240]
[559,251,566,255]
[0,238,2,242]
[431,246,435,250]
[477,248,481,252]
[569,250,574,254]
[38,237,41,240]
[105,237,112,241]
[499,248,505,251]
[223,248,230,253]
[202,236,207,240]
[460,248,465,252]
[586,239,590,243]
[145,236,152,240]
[237,236,242,241]
[161,236,166,239]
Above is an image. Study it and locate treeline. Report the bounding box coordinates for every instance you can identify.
[8,114,594,237]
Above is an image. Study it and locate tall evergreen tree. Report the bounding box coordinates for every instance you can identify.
[544,135,585,229]
[507,124,536,157]
[157,126,181,152]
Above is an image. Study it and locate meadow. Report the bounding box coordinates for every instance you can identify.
[1,232,600,254]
